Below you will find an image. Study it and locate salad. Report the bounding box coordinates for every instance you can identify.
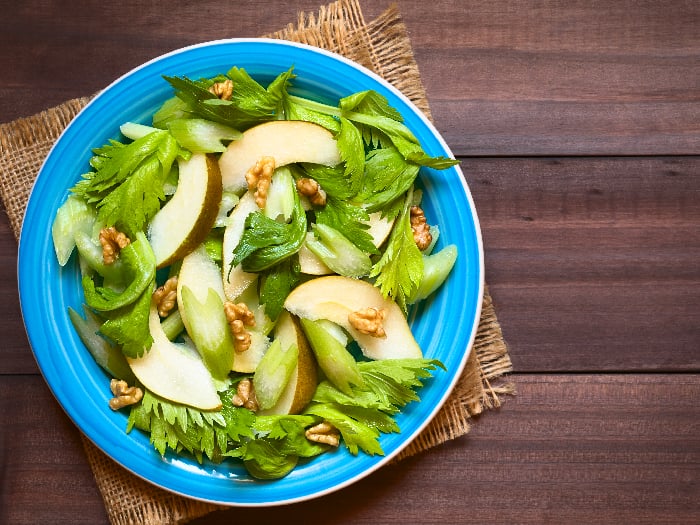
[51,65,459,480]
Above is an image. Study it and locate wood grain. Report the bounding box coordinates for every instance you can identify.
[1,1,698,523]
[2,375,698,524]
[1,1,698,155]
[467,156,700,372]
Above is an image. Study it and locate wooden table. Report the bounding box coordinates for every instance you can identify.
[1,1,698,523]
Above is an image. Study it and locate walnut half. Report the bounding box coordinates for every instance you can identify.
[224,301,256,352]
[152,276,178,318]
[245,157,275,208]
[409,205,432,251]
[108,379,143,410]
[296,177,327,206]
[99,227,130,265]
[208,79,233,100]
[232,378,258,411]
[348,307,386,338]
[305,421,341,447]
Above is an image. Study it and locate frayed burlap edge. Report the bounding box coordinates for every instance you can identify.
[0,97,91,240]
[0,1,513,523]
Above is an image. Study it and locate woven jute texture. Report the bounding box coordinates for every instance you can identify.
[0,1,513,523]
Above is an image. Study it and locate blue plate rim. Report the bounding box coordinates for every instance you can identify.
[17,37,485,506]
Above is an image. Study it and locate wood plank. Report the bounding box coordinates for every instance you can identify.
[1,1,698,155]
[2,374,698,524]
[466,156,700,372]
[404,1,700,155]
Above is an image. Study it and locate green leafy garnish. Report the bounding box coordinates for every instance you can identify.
[258,256,301,321]
[369,189,424,312]
[232,189,306,272]
[98,283,154,358]
[305,358,444,455]
[227,415,327,479]
[81,231,156,312]
[127,383,255,463]
[163,66,293,130]
[71,131,182,236]
[358,146,421,214]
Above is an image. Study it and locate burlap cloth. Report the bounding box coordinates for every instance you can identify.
[0,1,514,523]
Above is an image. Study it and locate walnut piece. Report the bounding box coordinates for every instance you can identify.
[109,379,143,410]
[224,301,256,352]
[296,177,327,206]
[245,156,275,208]
[208,78,233,100]
[232,378,258,411]
[99,227,130,265]
[305,421,341,447]
[348,307,386,338]
[410,205,433,251]
[152,276,178,317]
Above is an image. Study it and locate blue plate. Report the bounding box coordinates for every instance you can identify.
[18,39,484,506]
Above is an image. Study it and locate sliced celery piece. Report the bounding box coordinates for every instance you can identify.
[161,309,184,341]
[152,96,190,129]
[253,338,298,410]
[299,318,363,395]
[74,231,126,287]
[180,286,235,381]
[214,192,240,228]
[52,195,96,266]
[305,223,372,278]
[411,244,458,303]
[265,167,295,222]
[167,118,241,153]
[120,122,159,141]
[68,306,135,383]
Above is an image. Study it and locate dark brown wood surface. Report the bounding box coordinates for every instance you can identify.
[1,1,698,523]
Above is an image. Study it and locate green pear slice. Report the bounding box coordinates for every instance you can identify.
[258,312,318,415]
[176,246,235,380]
[284,275,422,360]
[148,152,222,268]
[222,191,259,302]
[218,120,341,193]
[126,303,221,410]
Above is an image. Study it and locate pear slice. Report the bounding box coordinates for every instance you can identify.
[366,211,396,248]
[284,275,422,360]
[298,232,333,275]
[126,302,221,410]
[218,120,341,193]
[222,191,259,302]
[258,312,318,415]
[148,152,222,268]
[232,331,269,373]
[176,246,235,380]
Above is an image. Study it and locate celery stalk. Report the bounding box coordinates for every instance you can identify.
[300,318,363,395]
[167,118,241,153]
[411,244,458,303]
[68,306,135,383]
[305,223,372,278]
[52,195,96,266]
[253,339,298,410]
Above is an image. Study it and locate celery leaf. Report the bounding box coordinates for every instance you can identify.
[369,189,424,311]
[305,358,444,455]
[72,131,180,235]
[232,189,306,272]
